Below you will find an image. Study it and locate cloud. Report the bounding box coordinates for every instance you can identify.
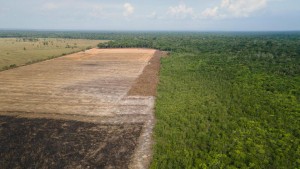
[223,0,268,17]
[123,3,134,16]
[168,4,195,19]
[201,7,219,18]
[202,0,268,18]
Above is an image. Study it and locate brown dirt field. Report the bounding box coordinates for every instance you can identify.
[0,48,160,169]
[127,51,167,96]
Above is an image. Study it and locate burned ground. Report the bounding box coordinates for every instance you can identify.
[0,115,142,169]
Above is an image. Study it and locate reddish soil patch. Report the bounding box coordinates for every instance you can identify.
[127,51,167,96]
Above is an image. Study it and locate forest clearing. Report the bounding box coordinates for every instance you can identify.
[0,48,163,169]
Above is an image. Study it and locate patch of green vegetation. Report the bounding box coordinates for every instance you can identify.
[98,33,300,168]
[153,53,299,168]
[0,38,104,71]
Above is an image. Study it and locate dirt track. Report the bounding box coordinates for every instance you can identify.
[0,48,162,169]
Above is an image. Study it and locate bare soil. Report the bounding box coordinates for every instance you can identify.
[0,48,160,169]
[127,51,167,96]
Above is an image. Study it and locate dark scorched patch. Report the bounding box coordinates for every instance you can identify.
[0,115,143,169]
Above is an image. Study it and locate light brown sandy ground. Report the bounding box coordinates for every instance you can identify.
[0,48,158,169]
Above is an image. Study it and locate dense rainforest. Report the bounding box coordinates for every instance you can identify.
[1,30,299,168]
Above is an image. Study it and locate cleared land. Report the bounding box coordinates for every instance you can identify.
[0,48,162,169]
[0,38,104,70]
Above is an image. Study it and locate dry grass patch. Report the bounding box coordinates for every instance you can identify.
[0,38,106,70]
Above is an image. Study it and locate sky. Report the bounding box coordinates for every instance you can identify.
[0,0,300,31]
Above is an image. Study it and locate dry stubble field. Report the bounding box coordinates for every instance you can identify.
[0,48,164,169]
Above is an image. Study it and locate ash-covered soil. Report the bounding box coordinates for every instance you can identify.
[0,115,142,169]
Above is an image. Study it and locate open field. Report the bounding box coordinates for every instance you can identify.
[0,38,104,70]
[0,48,162,169]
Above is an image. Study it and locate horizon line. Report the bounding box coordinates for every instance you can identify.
[0,28,300,33]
